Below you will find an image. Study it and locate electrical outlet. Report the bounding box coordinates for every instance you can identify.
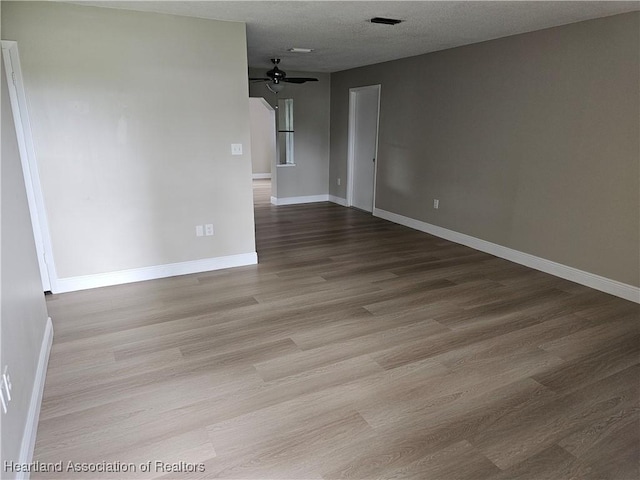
[337,178,341,186]
[433,199,439,209]
[231,143,243,155]
[205,224,214,236]
[195,225,204,237]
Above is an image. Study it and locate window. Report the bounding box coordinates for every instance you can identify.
[277,98,294,165]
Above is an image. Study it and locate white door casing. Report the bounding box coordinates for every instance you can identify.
[2,41,57,292]
[347,85,380,212]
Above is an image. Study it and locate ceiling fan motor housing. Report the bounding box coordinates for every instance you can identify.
[267,65,286,83]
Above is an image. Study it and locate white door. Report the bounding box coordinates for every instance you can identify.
[2,41,57,291]
[348,85,380,212]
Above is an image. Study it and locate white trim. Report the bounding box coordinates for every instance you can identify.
[252,173,271,180]
[17,317,53,480]
[270,195,330,206]
[373,208,640,304]
[2,41,58,292]
[269,195,349,207]
[372,85,381,212]
[346,91,356,207]
[329,195,349,207]
[346,84,381,212]
[276,163,296,168]
[54,253,258,293]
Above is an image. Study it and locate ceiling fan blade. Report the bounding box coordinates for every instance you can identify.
[249,77,270,81]
[283,77,319,84]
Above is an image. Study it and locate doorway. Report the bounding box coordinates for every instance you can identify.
[347,85,380,212]
[248,97,276,201]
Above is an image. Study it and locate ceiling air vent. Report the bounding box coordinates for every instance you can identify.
[370,17,403,25]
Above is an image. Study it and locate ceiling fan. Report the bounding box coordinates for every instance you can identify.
[250,59,318,93]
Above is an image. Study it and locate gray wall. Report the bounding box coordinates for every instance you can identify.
[1,51,50,475]
[2,2,256,281]
[250,69,330,199]
[330,13,639,287]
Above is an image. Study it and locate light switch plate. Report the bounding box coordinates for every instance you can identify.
[205,224,214,236]
[231,144,243,155]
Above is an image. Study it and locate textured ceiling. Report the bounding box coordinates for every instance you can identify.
[69,1,640,73]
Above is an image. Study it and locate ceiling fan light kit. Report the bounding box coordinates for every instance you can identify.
[266,82,285,94]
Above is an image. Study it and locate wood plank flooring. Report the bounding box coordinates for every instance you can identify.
[33,179,639,479]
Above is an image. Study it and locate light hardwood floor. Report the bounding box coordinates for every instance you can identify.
[34,179,639,479]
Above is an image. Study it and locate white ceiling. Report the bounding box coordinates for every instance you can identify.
[70,1,640,73]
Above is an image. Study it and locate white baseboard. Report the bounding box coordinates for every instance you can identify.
[269,194,347,207]
[373,208,640,304]
[252,173,271,180]
[329,195,349,207]
[17,317,53,480]
[54,253,258,293]
[271,194,330,206]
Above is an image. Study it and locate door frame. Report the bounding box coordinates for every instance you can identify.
[346,84,381,211]
[2,40,58,292]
